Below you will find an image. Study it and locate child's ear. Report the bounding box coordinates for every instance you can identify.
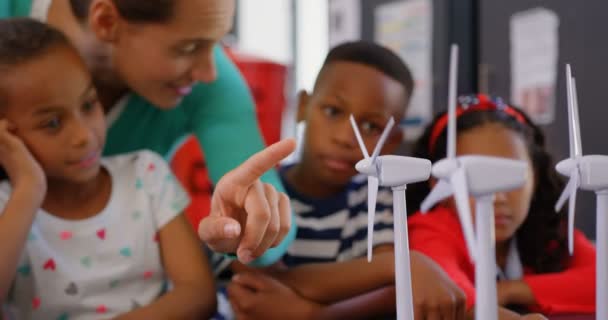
[88,0,122,42]
[296,90,310,123]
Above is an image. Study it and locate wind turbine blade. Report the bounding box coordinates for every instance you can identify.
[452,167,477,261]
[566,65,576,158]
[420,180,453,213]
[572,77,583,156]
[555,172,578,212]
[350,115,370,159]
[370,117,395,164]
[447,44,459,159]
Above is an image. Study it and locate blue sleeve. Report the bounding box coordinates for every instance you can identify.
[183,46,296,266]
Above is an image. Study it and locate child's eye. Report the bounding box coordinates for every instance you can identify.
[322,105,341,118]
[179,43,200,55]
[82,97,99,112]
[44,117,61,131]
[360,121,382,135]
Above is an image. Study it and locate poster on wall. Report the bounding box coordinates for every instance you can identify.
[375,0,434,140]
[510,7,560,125]
[328,0,362,48]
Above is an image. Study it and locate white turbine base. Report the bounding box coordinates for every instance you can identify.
[475,195,499,320]
[393,186,414,320]
[597,191,608,320]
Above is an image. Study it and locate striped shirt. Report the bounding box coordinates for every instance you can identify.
[280,167,395,267]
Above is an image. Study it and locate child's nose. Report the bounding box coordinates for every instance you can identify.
[191,50,217,83]
[494,191,509,203]
[71,120,93,148]
[333,120,358,148]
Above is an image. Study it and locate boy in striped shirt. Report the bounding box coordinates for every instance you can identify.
[226,42,467,320]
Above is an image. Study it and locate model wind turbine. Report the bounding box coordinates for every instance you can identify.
[420,44,529,320]
[420,44,477,262]
[554,64,608,320]
[350,115,431,320]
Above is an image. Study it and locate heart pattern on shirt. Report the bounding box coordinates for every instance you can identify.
[109,279,120,288]
[80,256,92,268]
[96,305,107,314]
[43,259,56,271]
[65,282,78,295]
[17,265,31,276]
[56,313,69,320]
[120,247,132,257]
[135,178,143,190]
[15,154,193,319]
[143,271,154,280]
[59,231,73,240]
[32,297,41,309]
[19,155,188,317]
[131,299,141,310]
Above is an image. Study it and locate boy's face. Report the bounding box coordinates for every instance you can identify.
[1,46,106,184]
[298,61,408,187]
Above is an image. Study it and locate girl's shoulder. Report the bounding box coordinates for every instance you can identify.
[409,205,463,231]
[102,150,171,184]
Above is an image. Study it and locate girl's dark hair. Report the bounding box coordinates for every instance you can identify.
[69,0,174,23]
[0,18,71,107]
[0,18,70,70]
[406,96,569,273]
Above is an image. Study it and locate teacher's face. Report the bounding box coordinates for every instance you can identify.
[91,0,236,108]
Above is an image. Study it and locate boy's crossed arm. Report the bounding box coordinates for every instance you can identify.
[264,253,546,320]
[231,246,468,319]
[272,246,395,303]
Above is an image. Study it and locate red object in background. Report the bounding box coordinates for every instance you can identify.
[170,137,213,228]
[227,48,288,145]
[171,48,288,228]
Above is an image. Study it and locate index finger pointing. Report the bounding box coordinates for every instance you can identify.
[228,139,296,186]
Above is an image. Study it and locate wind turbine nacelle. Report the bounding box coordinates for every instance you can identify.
[459,155,528,196]
[431,158,459,179]
[378,155,432,187]
[557,155,608,191]
[355,158,377,176]
[555,157,578,176]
